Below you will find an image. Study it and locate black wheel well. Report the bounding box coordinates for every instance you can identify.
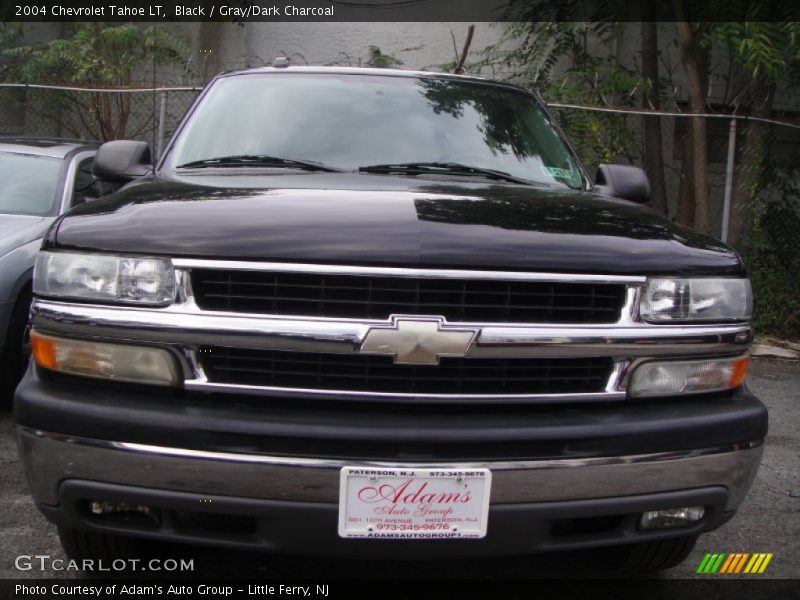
[14,281,32,308]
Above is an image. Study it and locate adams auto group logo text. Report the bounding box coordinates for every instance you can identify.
[696,552,774,574]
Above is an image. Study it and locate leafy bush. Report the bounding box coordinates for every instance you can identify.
[0,23,190,140]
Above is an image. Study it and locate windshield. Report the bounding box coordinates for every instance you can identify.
[166,73,585,189]
[0,153,63,216]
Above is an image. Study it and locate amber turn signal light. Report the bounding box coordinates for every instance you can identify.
[629,355,749,398]
[30,330,179,386]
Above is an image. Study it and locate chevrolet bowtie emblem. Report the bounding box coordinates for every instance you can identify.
[359,317,478,365]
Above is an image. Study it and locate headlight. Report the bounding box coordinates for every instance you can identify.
[629,356,749,398]
[33,251,175,306]
[640,278,752,322]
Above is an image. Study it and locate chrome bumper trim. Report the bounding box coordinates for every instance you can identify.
[18,427,763,511]
[30,296,752,402]
[31,299,752,359]
[183,380,627,403]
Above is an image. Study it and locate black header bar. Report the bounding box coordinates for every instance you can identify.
[2,0,798,23]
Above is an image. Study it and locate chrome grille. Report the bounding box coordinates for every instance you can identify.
[31,259,753,404]
[190,269,627,324]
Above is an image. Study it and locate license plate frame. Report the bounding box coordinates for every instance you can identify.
[338,466,491,539]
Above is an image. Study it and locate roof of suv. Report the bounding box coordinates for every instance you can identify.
[219,65,508,88]
[0,137,98,159]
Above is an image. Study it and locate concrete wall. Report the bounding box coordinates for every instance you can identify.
[170,22,507,80]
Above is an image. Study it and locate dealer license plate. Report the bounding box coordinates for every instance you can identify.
[338,467,491,539]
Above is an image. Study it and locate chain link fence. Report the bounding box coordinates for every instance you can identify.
[548,103,800,337]
[0,83,797,336]
[0,84,201,160]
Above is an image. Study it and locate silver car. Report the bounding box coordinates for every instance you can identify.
[0,138,117,402]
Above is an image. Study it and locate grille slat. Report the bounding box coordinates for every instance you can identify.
[199,348,613,396]
[191,270,626,323]
[207,366,607,383]
[199,282,623,300]
[204,354,601,373]
[197,294,620,313]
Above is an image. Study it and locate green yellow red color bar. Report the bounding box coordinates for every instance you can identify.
[696,552,773,574]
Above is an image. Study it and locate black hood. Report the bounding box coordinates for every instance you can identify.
[49,172,742,276]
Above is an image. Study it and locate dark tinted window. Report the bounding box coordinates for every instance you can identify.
[71,157,121,206]
[168,73,584,189]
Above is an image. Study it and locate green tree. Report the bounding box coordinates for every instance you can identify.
[364,46,404,69]
[482,19,643,178]
[0,23,190,140]
[485,2,800,236]
[488,2,800,337]
[666,3,799,237]
[641,13,668,215]
[704,18,800,245]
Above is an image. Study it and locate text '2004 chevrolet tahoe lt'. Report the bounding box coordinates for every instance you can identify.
[15,66,766,572]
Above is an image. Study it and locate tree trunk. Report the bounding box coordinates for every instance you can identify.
[641,18,668,215]
[676,129,695,227]
[728,76,775,247]
[675,10,711,233]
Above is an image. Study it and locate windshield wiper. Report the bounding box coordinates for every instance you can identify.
[176,155,343,172]
[357,162,549,187]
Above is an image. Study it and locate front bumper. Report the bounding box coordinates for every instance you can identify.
[18,261,768,557]
[19,427,763,509]
[18,426,762,557]
[15,355,767,557]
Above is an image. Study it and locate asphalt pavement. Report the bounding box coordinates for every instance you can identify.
[1,358,798,581]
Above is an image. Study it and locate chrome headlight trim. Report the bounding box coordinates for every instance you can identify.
[33,251,176,307]
[640,277,752,323]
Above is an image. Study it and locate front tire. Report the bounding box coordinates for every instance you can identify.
[2,288,32,406]
[594,535,698,573]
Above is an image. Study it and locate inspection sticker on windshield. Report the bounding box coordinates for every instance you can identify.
[338,467,491,539]
[542,166,573,179]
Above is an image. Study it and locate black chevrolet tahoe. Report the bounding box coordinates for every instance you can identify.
[15,67,767,572]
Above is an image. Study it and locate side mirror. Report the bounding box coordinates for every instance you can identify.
[92,140,152,182]
[595,164,650,203]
